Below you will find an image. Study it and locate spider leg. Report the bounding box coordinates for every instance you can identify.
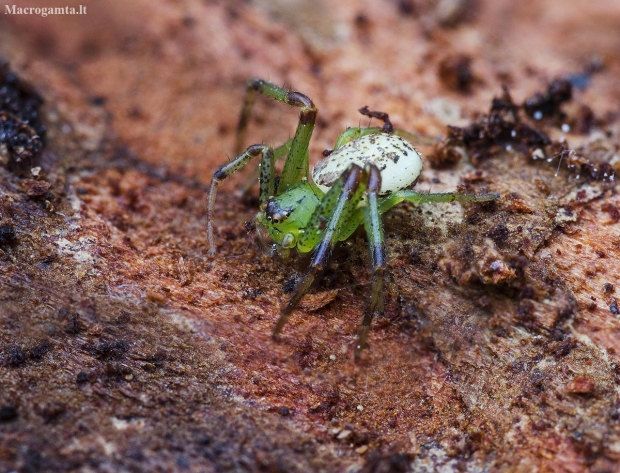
[235,82,260,155]
[239,138,294,194]
[331,105,432,150]
[358,106,393,133]
[380,189,499,213]
[356,164,386,359]
[273,164,367,338]
[331,126,436,152]
[331,126,380,150]
[207,144,276,255]
[234,79,317,192]
[335,189,498,249]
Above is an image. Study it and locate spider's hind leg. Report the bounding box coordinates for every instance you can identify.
[358,106,393,133]
[358,105,438,146]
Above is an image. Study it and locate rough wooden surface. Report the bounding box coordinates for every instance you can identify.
[1,1,620,471]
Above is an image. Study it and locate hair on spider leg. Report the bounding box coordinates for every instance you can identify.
[250,218,279,257]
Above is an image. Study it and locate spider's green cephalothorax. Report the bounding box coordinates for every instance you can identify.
[206,78,499,359]
[256,182,321,252]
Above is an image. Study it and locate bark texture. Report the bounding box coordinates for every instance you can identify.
[1,1,620,471]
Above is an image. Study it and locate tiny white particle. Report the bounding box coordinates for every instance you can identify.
[489,260,503,271]
[561,123,570,133]
[533,111,543,120]
[357,405,363,411]
[337,430,352,439]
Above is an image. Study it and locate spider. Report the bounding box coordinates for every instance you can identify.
[207,79,498,358]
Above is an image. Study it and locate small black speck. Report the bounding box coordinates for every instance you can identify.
[198,436,211,446]
[182,16,196,28]
[3,346,27,368]
[0,405,18,422]
[89,95,107,106]
[29,340,51,360]
[283,277,297,293]
[76,372,89,384]
[65,314,83,335]
[354,12,370,28]
[92,340,128,360]
[0,224,17,247]
[397,0,416,15]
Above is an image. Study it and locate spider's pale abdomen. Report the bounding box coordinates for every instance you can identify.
[311,133,423,196]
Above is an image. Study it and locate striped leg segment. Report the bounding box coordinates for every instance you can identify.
[207,144,275,255]
[273,163,388,360]
[356,165,386,359]
[273,164,367,338]
[234,78,317,192]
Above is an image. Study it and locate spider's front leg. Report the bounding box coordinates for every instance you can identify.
[273,164,367,338]
[273,164,387,359]
[206,144,276,255]
[234,78,317,192]
[356,165,386,359]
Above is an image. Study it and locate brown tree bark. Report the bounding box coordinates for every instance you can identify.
[1,1,620,471]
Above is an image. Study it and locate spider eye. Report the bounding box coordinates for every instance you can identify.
[264,198,292,226]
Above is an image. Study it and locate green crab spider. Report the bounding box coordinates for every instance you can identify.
[207,78,498,358]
